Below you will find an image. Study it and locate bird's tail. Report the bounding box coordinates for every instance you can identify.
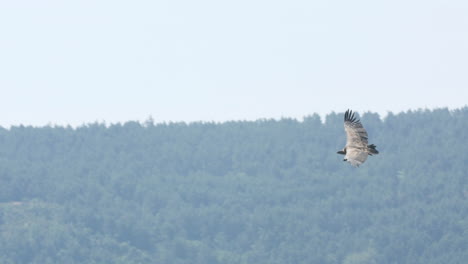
[367,144,379,155]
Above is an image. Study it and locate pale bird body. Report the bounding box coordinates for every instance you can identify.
[337,110,379,167]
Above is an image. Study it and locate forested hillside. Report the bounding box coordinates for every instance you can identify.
[0,108,467,264]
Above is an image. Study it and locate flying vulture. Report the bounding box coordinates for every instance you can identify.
[337,109,379,167]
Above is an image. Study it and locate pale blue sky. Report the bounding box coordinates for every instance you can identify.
[0,0,467,126]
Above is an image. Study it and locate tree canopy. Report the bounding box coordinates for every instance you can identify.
[0,107,467,263]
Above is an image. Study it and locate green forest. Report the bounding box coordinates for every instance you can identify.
[0,108,467,264]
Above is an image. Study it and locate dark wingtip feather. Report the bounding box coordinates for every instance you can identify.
[344,109,360,124]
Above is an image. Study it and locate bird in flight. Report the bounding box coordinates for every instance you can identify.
[337,109,379,167]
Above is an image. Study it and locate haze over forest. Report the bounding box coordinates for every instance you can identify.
[0,107,467,263]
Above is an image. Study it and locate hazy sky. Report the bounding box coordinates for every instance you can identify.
[1,0,467,126]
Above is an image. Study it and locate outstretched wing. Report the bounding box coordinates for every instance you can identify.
[343,109,369,167]
[344,109,368,148]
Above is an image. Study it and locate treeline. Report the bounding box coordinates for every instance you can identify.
[0,108,467,263]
